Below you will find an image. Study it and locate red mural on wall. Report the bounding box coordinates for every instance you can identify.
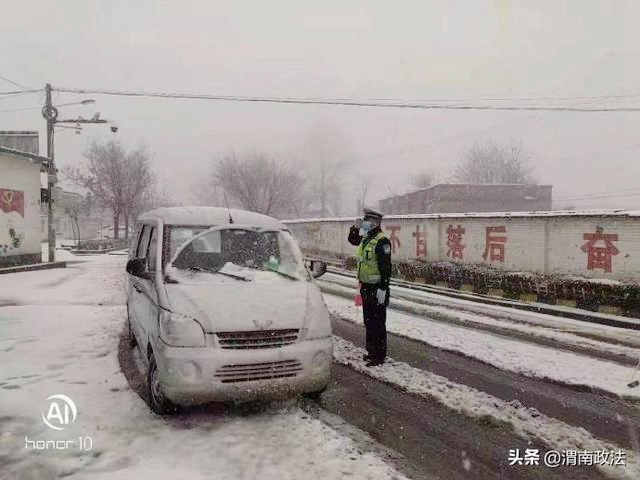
[581,226,619,273]
[412,225,427,257]
[0,188,24,217]
[446,224,465,259]
[385,225,402,254]
[482,226,507,263]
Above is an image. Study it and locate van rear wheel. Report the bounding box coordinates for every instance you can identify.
[148,355,177,415]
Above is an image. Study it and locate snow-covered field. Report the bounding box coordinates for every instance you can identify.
[324,292,640,400]
[0,254,406,480]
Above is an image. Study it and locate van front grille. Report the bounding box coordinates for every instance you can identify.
[214,360,303,383]
[216,329,299,349]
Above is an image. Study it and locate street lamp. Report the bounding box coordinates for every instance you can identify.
[54,99,96,108]
[42,84,115,262]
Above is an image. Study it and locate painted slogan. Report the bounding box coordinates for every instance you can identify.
[381,223,620,274]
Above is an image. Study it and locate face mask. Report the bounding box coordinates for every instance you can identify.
[361,221,374,234]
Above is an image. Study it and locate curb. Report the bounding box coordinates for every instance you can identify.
[0,261,66,275]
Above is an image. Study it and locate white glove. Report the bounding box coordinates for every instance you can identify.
[376,288,387,305]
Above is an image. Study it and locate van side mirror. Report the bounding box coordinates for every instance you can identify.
[126,258,152,280]
[310,260,327,279]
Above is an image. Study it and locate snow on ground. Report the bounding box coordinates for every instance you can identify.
[387,288,640,363]
[0,254,406,480]
[322,273,640,350]
[324,292,640,400]
[333,336,639,480]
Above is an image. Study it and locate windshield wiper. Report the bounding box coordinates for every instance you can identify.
[189,266,251,282]
[262,268,301,281]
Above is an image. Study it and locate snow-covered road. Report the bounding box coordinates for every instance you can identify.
[3,252,639,479]
[323,292,640,400]
[320,272,640,357]
[0,255,406,480]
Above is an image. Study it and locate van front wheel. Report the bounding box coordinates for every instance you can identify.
[303,385,327,401]
[148,355,177,415]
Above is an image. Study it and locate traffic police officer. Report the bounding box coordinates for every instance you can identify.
[348,207,391,366]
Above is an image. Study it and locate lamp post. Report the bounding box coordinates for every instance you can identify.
[42,84,112,262]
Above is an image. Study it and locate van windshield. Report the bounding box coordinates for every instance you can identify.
[169,228,309,282]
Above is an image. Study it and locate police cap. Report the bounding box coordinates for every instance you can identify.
[363,207,385,222]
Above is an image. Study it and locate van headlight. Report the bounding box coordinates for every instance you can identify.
[160,310,206,347]
[300,292,332,341]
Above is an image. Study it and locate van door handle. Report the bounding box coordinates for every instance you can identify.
[133,283,143,293]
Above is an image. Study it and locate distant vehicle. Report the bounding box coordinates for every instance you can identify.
[125,207,332,414]
[100,225,134,239]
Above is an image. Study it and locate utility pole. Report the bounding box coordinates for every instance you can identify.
[43,84,57,262]
[41,84,112,262]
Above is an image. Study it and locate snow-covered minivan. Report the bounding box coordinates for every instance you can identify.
[125,207,332,414]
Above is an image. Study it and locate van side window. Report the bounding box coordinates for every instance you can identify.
[130,224,142,258]
[147,227,158,272]
[136,226,151,259]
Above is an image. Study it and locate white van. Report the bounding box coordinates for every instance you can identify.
[125,207,332,414]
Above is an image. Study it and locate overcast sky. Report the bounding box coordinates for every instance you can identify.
[1,0,639,211]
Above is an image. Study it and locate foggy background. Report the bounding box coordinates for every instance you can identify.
[1,0,638,212]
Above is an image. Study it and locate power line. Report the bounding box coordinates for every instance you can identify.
[0,74,32,91]
[0,89,41,96]
[557,188,640,202]
[358,91,635,165]
[53,87,640,113]
[0,74,44,101]
[556,187,640,200]
[0,105,43,114]
[0,91,38,103]
[361,93,640,103]
[560,193,640,202]
[559,192,640,202]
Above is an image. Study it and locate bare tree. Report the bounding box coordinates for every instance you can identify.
[454,141,534,184]
[306,158,344,217]
[211,153,305,218]
[66,140,159,239]
[302,121,349,217]
[59,193,87,245]
[129,182,174,228]
[409,171,437,190]
[329,185,343,217]
[356,175,373,212]
[121,148,156,237]
[192,180,223,207]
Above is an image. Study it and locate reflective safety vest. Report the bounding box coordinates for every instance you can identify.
[357,232,386,284]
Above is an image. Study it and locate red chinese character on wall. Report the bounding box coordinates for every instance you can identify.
[482,226,507,262]
[581,226,619,273]
[446,224,465,259]
[412,225,427,257]
[385,225,402,254]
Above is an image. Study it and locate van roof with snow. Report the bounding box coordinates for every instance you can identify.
[137,206,288,230]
